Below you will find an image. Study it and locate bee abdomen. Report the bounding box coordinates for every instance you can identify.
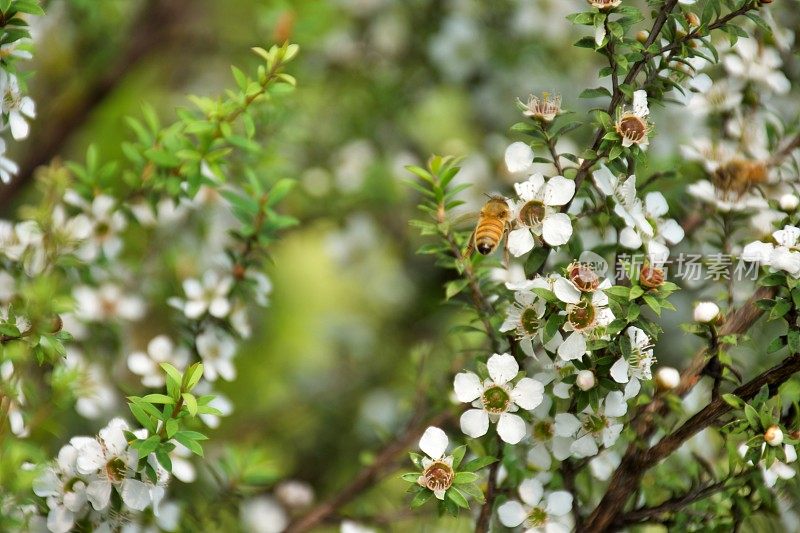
[475,218,505,255]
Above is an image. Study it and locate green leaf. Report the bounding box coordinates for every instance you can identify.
[769,300,791,321]
[446,487,470,509]
[165,419,179,439]
[267,179,295,207]
[462,456,497,472]
[410,488,432,508]
[580,87,612,99]
[183,363,204,392]
[129,403,156,433]
[182,393,198,417]
[744,404,761,430]
[142,394,175,405]
[722,394,744,409]
[451,445,467,469]
[401,472,421,482]
[453,472,479,484]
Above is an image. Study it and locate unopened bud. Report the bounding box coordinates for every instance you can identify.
[655,367,680,391]
[780,193,799,212]
[636,30,650,44]
[685,12,700,28]
[765,425,783,447]
[576,370,596,391]
[693,301,720,323]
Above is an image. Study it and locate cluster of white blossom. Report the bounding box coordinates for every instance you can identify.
[0,37,35,184]
[32,418,174,533]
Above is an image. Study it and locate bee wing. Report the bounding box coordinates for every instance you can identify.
[450,212,480,229]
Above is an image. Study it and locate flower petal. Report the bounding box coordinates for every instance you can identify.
[557,331,586,361]
[419,426,448,459]
[508,228,535,257]
[571,435,599,458]
[497,413,527,444]
[453,372,483,403]
[505,142,534,175]
[518,478,544,507]
[542,213,573,246]
[543,176,575,206]
[619,227,642,249]
[460,409,490,439]
[610,357,629,384]
[511,378,544,410]
[487,353,519,385]
[546,491,574,516]
[498,500,527,527]
[644,192,669,218]
[553,278,581,304]
[554,413,581,437]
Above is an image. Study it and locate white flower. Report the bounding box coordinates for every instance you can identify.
[723,38,790,94]
[610,327,655,399]
[33,444,88,533]
[527,396,575,471]
[71,418,155,513]
[497,478,573,533]
[615,90,651,148]
[686,74,743,114]
[499,276,563,357]
[64,192,127,261]
[181,271,233,319]
[742,225,800,278]
[416,426,455,500]
[73,284,145,322]
[0,138,19,183]
[64,349,117,419]
[555,391,628,458]
[553,272,615,362]
[240,496,288,533]
[506,170,575,255]
[739,443,797,488]
[196,328,237,382]
[593,165,683,263]
[127,335,190,388]
[454,353,544,444]
[0,71,36,140]
[693,301,720,323]
[1,361,27,437]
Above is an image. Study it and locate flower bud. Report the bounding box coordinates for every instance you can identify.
[576,370,596,391]
[765,425,783,447]
[685,12,700,28]
[636,30,650,44]
[780,193,799,212]
[655,367,680,391]
[693,301,720,323]
[640,264,665,289]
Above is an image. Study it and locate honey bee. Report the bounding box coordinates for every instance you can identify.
[465,195,512,260]
[711,159,768,199]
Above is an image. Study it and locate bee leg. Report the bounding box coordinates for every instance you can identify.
[463,231,476,258]
[503,232,510,269]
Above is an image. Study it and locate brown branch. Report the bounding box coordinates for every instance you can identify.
[475,434,502,533]
[286,410,454,533]
[583,285,778,532]
[617,471,752,526]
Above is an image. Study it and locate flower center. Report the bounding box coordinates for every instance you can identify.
[105,457,126,482]
[519,200,547,227]
[481,385,511,414]
[616,115,647,143]
[422,461,454,493]
[532,420,554,441]
[520,307,543,336]
[569,263,600,292]
[639,264,664,288]
[525,507,549,527]
[567,300,596,331]
[583,414,607,434]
